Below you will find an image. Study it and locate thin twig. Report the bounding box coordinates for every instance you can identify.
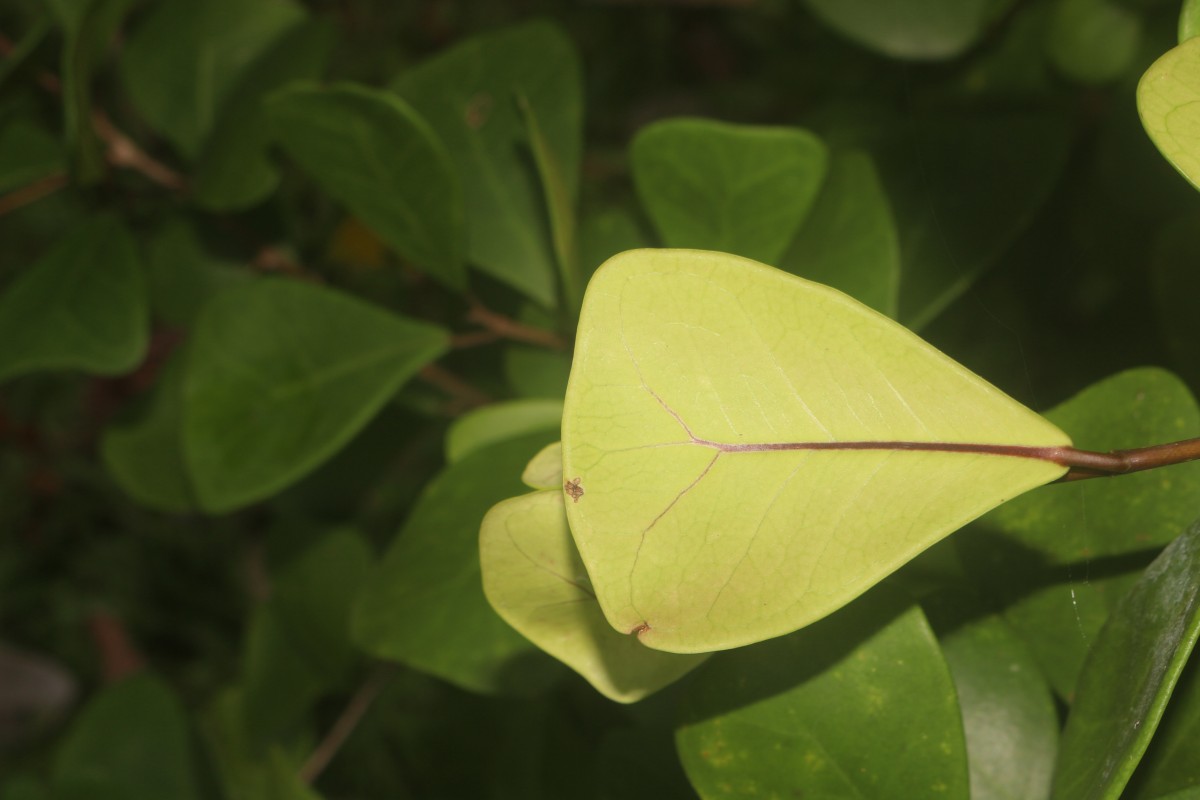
[466,299,568,351]
[299,663,395,784]
[91,110,186,191]
[419,363,492,413]
[0,172,68,216]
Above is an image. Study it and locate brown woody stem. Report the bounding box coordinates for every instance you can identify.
[1054,437,1200,482]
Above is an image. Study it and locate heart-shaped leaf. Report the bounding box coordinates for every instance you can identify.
[1140,36,1200,192]
[561,249,1069,653]
[481,489,706,702]
[183,278,448,512]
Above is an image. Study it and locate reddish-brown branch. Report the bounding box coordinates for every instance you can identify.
[300,664,395,784]
[0,173,68,216]
[465,300,568,351]
[91,110,186,191]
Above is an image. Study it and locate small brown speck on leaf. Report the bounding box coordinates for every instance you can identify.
[565,477,584,503]
[465,93,493,129]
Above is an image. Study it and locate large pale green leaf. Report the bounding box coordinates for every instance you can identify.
[52,674,200,800]
[480,490,706,702]
[631,119,827,266]
[183,278,448,513]
[0,215,147,382]
[676,592,967,799]
[1139,36,1200,192]
[393,20,582,307]
[802,0,1011,60]
[963,368,1200,699]
[120,0,304,158]
[352,432,567,695]
[1051,518,1200,800]
[779,148,900,317]
[561,249,1069,653]
[941,615,1058,800]
[266,83,463,288]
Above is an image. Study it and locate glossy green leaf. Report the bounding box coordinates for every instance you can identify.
[480,490,706,702]
[52,674,200,800]
[1052,519,1200,800]
[352,432,567,694]
[780,148,900,317]
[142,219,249,327]
[183,278,448,512]
[522,442,562,490]
[1125,655,1200,799]
[1139,36,1200,193]
[941,615,1058,800]
[101,348,195,513]
[677,592,967,799]
[266,83,463,288]
[192,20,332,211]
[562,249,1069,653]
[632,119,827,265]
[120,0,303,158]
[0,215,147,382]
[802,0,1010,60]
[445,399,562,463]
[1047,0,1142,85]
[393,20,583,307]
[965,368,1200,698]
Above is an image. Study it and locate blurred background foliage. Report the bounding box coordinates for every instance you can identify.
[3,0,1200,797]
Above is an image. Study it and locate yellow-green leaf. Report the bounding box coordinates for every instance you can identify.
[480,490,706,702]
[562,249,1069,653]
[1139,36,1200,192]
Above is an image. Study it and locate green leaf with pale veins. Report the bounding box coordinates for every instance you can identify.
[632,119,827,265]
[0,215,147,383]
[393,20,582,307]
[266,83,464,289]
[1052,518,1200,800]
[522,442,563,490]
[676,592,967,799]
[183,278,448,513]
[481,490,707,702]
[561,249,1069,653]
[1139,36,1200,193]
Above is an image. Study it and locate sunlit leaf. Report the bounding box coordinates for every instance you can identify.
[1139,36,1200,193]
[480,490,706,702]
[562,249,1068,653]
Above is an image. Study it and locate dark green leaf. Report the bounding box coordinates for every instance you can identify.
[101,348,195,512]
[1052,519,1200,800]
[941,615,1058,800]
[52,674,200,800]
[677,591,967,799]
[192,20,332,211]
[780,148,899,317]
[0,215,147,382]
[120,0,304,158]
[266,83,464,288]
[352,432,567,695]
[142,219,249,328]
[0,120,63,192]
[393,20,583,307]
[183,278,448,512]
[802,0,1013,60]
[1125,654,1200,798]
[632,118,827,265]
[1046,0,1142,85]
